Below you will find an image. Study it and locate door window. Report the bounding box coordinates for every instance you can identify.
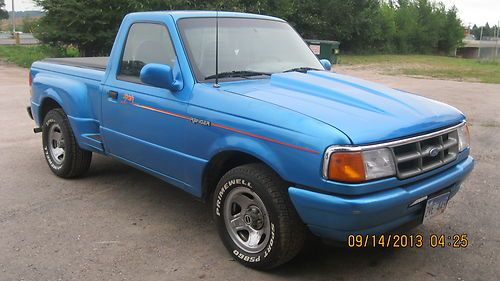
[118,23,176,82]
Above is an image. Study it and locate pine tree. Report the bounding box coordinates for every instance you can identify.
[0,0,9,20]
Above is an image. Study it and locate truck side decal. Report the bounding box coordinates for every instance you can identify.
[122,99,320,154]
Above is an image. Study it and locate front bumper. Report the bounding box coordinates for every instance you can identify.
[288,156,474,241]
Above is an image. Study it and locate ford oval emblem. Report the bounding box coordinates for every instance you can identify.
[429,147,440,157]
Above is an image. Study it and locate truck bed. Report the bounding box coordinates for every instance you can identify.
[43,57,109,71]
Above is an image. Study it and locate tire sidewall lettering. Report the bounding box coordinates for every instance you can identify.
[43,145,62,170]
[215,178,252,217]
[231,222,275,263]
[215,177,278,264]
[45,118,56,128]
[42,115,65,172]
[264,223,275,258]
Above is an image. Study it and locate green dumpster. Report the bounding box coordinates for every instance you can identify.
[304,39,340,64]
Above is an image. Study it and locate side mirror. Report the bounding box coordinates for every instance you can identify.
[320,59,332,71]
[140,63,181,91]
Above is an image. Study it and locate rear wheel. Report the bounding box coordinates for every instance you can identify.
[213,163,306,269]
[42,108,92,178]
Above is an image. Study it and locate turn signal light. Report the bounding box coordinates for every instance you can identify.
[328,152,366,183]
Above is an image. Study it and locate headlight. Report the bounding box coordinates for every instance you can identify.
[324,148,396,183]
[363,148,396,180]
[457,123,470,152]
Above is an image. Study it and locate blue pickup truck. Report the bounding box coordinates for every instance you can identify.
[28,11,474,268]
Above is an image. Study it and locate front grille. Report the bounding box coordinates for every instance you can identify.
[391,130,459,179]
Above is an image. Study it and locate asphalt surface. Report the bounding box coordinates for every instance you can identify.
[0,34,39,45]
[0,61,499,281]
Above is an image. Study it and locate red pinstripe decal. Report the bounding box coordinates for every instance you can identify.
[126,101,320,154]
[211,122,320,154]
[132,103,192,121]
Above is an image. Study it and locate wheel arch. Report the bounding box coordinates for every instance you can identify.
[32,72,90,122]
[39,97,63,123]
[201,149,287,201]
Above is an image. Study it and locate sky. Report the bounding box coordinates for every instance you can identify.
[440,0,500,27]
[3,0,500,26]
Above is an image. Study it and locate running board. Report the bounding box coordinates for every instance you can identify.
[88,134,103,142]
[81,134,105,153]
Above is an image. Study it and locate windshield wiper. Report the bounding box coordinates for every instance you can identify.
[205,70,271,80]
[283,67,321,73]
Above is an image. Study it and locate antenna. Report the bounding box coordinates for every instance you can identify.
[213,10,220,88]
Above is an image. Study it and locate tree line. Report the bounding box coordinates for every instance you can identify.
[470,24,500,40]
[31,0,464,57]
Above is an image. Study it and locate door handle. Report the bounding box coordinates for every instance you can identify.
[108,91,118,99]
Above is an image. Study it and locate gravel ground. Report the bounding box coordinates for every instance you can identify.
[0,61,498,281]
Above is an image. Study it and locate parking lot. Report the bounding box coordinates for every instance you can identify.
[0,61,498,280]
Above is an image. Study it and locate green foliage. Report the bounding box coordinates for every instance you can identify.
[0,0,9,20]
[0,45,79,68]
[471,23,499,39]
[34,0,130,56]
[341,54,500,84]
[22,16,39,33]
[33,0,464,56]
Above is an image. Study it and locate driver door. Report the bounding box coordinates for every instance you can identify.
[101,22,189,186]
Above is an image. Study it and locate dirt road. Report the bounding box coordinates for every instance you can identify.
[0,61,498,280]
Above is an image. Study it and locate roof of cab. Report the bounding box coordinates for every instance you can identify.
[126,10,285,22]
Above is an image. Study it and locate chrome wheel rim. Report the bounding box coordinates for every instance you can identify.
[48,124,65,165]
[224,186,271,253]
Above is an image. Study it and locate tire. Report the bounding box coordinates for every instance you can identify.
[42,108,92,178]
[213,163,306,269]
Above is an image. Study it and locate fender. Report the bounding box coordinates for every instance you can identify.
[197,131,331,198]
[33,72,91,119]
[207,134,288,178]
[196,135,288,199]
[32,72,103,152]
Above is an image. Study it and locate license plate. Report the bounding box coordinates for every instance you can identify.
[423,192,450,223]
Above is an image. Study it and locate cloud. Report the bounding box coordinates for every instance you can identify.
[439,0,500,26]
[4,0,39,12]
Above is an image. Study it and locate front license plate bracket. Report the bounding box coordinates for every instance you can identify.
[423,192,450,223]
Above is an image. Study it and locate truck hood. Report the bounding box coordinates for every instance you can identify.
[222,71,465,144]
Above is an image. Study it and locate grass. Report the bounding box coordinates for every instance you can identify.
[1,47,499,84]
[0,45,79,68]
[339,54,500,84]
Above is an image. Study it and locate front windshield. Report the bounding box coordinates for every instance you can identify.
[177,17,323,81]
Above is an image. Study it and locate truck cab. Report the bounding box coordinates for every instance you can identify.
[28,11,474,269]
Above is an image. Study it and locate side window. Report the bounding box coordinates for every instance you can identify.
[118,23,176,82]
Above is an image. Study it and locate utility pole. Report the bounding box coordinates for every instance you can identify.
[11,0,15,33]
[495,20,499,59]
[478,26,483,59]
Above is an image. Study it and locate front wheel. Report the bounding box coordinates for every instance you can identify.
[213,163,306,269]
[42,108,92,178]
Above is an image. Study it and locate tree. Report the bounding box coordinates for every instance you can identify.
[471,24,480,40]
[483,22,492,37]
[33,0,465,56]
[0,0,9,20]
[33,0,293,56]
[22,16,39,33]
[34,0,132,56]
[437,6,463,54]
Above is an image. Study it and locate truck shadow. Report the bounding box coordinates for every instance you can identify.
[85,154,401,276]
[272,239,398,277]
